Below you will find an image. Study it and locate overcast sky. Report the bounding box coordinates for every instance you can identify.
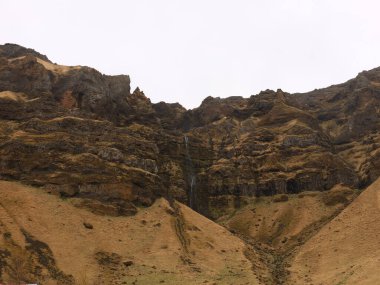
[1,0,380,108]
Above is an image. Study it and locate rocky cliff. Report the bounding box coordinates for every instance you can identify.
[1,43,380,217]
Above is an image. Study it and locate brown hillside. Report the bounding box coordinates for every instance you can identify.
[2,44,380,284]
[0,181,261,285]
[289,178,380,285]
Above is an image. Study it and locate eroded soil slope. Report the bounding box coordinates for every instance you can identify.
[217,185,358,284]
[0,181,262,285]
[288,178,380,285]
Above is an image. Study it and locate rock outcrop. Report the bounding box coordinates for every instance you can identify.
[1,43,380,216]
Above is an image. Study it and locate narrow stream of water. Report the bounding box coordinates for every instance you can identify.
[184,135,196,209]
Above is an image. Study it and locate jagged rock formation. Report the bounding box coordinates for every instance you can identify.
[3,44,380,285]
[1,43,380,217]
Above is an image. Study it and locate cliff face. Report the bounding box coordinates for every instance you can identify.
[1,43,380,216]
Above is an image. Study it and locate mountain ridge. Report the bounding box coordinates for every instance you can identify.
[1,43,380,217]
[1,43,380,284]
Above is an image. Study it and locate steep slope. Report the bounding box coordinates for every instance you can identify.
[220,185,357,250]
[1,44,380,284]
[0,181,262,285]
[214,185,357,284]
[2,43,380,217]
[288,178,380,285]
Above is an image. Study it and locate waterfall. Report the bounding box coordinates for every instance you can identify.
[184,135,190,160]
[184,135,196,209]
[190,175,196,208]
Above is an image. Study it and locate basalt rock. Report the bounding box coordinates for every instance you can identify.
[1,44,380,217]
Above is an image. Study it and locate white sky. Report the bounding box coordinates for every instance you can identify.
[1,0,380,109]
